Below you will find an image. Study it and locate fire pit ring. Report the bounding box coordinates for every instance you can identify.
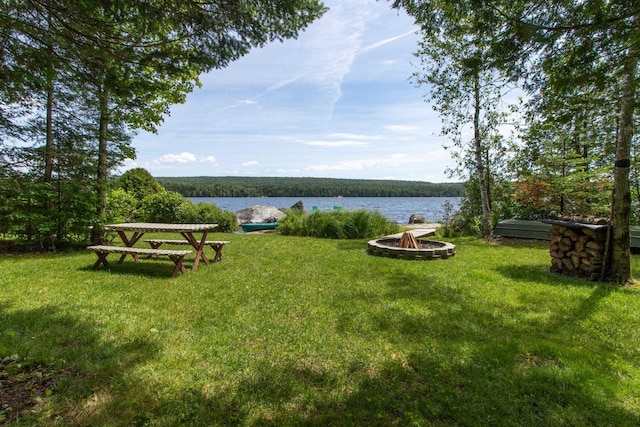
[367,237,456,260]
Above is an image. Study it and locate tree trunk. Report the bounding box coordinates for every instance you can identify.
[44,14,55,184]
[473,72,492,238]
[44,62,56,248]
[610,48,637,284]
[91,82,110,245]
[45,79,54,182]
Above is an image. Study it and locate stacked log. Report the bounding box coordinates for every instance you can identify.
[398,231,419,249]
[548,223,609,280]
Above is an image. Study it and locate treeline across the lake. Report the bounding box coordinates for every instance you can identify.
[156,176,464,197]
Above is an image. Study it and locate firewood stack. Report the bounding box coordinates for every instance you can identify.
[548,222,609,280]
[398,231,420,249]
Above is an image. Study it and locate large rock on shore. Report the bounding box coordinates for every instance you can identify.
[409,213,426,224]
[290,200,304,212]
[236,205,285,224]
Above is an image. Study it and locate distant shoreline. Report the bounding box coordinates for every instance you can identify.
[158,176,464,198]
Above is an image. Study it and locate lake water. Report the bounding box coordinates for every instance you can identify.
[188,197,461,224]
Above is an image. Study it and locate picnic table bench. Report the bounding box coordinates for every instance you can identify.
[87,245,192,277]
[144,239,230,262]
[104,222,218,270]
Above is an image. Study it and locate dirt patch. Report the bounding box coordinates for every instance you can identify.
[0,357,65,424]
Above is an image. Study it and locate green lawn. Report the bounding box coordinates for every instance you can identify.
[1,234,639,426]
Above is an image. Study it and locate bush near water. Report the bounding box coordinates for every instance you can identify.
[279,209,402,239]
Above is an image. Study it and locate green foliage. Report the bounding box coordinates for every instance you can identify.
[138,191,188,223]
[0,174,96,246]
[279,209,401,239]
[278,210,307,234]
[105,189,138,224]
[116,168,164,202]
[435,200,460,238]
[452,179,517,236]
[156,176,464,197]
[135,191,237,231]
[178,202,238,233]
[0,330,16,357]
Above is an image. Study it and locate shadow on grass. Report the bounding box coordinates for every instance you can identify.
[496,263,599,286]
[137,268,639,425]
[321,269,639,425]
[134,346,639,426]
[0,304,160,424]
[4,266,638,425]
[78,256,196,279]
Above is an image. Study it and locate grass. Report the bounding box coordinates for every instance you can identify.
[1,233,640,426]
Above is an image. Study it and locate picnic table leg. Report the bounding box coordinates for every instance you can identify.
[92,251,110,269]
[169,254,188,277]
[210,244,224,262]
[146,241,162,258]
[181,231,210,270]
[116,231,145,264]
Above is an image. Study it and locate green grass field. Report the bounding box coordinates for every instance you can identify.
[1,234,639,426]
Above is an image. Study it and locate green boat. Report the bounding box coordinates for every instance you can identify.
[241,222,278,232]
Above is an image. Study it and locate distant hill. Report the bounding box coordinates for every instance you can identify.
[156,176,464,197]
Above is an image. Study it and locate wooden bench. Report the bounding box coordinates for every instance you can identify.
[143,239,230,262]
[87,245,192,277]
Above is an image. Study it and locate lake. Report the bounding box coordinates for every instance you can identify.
[188,197,461,224]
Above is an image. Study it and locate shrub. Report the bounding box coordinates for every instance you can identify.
[280,209,400,239]
[138,191,188,223]
[178,202,238,233]
[136,192,237,231]
[277,210,306,235]
[116,167,164,201]
[105,189,137,224]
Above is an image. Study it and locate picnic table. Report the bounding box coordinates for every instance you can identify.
[104,222,219,270]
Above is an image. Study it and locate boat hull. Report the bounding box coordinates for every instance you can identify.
[241,222,278,232]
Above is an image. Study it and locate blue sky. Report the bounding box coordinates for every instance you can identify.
[124,0,455,182]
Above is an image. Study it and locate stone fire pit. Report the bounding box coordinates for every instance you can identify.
[367,237,456,260]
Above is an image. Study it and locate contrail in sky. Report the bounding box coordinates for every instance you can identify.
[360,29,417,53]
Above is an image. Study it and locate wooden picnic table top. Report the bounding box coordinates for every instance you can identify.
[104,223,218,233]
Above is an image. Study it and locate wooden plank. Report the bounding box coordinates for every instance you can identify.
[144,239,230,246]
[86,246,192,277]
[87,245,191,257]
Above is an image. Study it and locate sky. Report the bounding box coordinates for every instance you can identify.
[124,0,456,183]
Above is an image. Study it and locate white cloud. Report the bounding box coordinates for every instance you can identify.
[243,160,258,166]
[154,152,217,165]
[156,152,197,164]
[199,156,217,163]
